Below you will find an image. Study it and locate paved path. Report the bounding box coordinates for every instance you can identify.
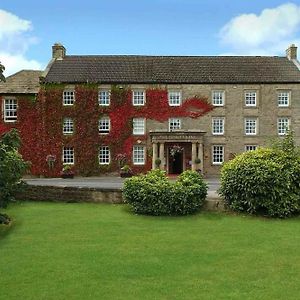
[24,176,220,193]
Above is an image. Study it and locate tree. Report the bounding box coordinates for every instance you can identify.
[0,61,5,82]
[0,129,29,224]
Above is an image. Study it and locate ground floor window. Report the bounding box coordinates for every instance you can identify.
[245,145,257,151]
[212,145,224,165]
[133,145,145,165]
[277,117,290,135]
[99,146,110,164]
[63,147,74,165]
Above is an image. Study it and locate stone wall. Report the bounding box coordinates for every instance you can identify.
[17,185,123,204]
[138,83,300,175]
[16,185,225,211]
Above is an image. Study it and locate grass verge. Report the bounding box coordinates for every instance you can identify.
[1,202,300,299]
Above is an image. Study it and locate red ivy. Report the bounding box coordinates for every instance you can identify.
[0,87,213,177]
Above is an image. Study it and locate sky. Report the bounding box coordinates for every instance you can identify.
[1,0,300,76]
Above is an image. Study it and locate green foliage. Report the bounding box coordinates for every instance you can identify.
[219,142,300,218]
[0,61,5,82]
[123,169,207,216]
[0,213,11,224]
[0,129,29,208]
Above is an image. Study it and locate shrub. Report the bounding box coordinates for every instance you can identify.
[123,169,207,216]
[0,129,29,208]
[219,146,300,218]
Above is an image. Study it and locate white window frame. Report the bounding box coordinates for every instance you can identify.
[244,91,257,107]
[63,90,75,106]
[212,145,224,165]
[132,90,145,106]
[277,91,290,107]
[169,118,181,131]
[99,90,110,106]
[98,116,110,134]
[133,118,145,135]
[277,117,290,135]
[212,117,225,135]
[245,145,257,151]
[133,145,145,165]
[168,91,182,106]
[3,98,17,122]
[212,91,225,106]
[99,146,110,165]
[63,147,74,165]
[244,118,258,135]
[63,118,74,135]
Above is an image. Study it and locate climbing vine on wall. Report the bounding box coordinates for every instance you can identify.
[0,86,214,177]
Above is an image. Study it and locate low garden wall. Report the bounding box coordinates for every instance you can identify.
[17,185,225,211]
[17,185,123,204]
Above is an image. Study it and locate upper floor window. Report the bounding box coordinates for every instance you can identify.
[212,117,224,135]
[278,91,290,107]
[245,145,257,151]
[277,117,290,135]
[168,91,181,106]
[212,91,225,106]
[133,145,145,165]
[63,90,75,106]
[244,91,257,107]
[212,145,224,165]
[169,118,181,131]
[133,90,145,106]
[63,147,74,165]
[133,118,145,135]
[3,99,17,122]
[99,90,110,106]
[63,118,74,135]
[99,146,110,165]
[99,116,110,134]
[245,118,258,135]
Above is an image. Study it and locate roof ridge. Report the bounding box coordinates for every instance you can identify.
[65,54,286,59]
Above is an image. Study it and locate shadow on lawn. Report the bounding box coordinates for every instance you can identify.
[0,219,18,244]
[121,204,225,220]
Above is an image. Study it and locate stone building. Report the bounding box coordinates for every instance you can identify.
[1,43,300,176]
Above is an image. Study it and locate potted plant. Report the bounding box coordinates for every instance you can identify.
[169,145,184,158]
[120,164,133,178]
[60,165,75,179]
[194,158,201,164]
[155,158,161,168]
[115,153,127,168]
[46,154,56,169]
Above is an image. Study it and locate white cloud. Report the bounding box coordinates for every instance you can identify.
[0,52,42,76]
[0,9,43,76]
[219,3,300,55]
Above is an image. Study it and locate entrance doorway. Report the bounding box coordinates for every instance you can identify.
[169,151,183,174]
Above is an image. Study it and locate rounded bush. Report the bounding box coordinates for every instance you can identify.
[123,169,207,216]
[219,148,300,218]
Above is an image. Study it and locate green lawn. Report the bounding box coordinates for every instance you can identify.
[1,202,300,300]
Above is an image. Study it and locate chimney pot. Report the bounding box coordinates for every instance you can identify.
[286,44,297,60]
[52,43,66,60]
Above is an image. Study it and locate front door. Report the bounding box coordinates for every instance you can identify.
[169,151,183,174]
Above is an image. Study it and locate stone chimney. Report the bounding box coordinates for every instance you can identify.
[286,44,297,60]
[52,43,66,60]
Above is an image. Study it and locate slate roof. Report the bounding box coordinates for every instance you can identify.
[45,55,300,84]
[0,70,43,94]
